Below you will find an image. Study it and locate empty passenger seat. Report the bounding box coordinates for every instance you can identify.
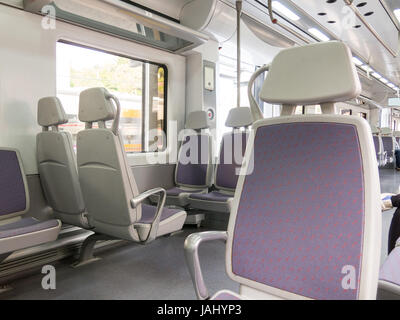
[0,148,61,259]
[185,41,381,300]
[77,87,186,244]
[164,111,213,207]
[188,107,253,213]
[381,128,396,164]
[373,135,386,167]
[36,97,90,228]
[378,238,400,299]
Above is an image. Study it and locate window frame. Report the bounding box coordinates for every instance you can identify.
[56,39,169,154]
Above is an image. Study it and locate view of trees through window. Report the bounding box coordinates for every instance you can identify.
[56,41,166,153]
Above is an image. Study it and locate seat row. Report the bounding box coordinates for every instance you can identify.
[1,88,189,274]
[184,41,389,300]
[160,107,253,215]
[372,127,399,168]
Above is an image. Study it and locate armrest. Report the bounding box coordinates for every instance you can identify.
[131,187,166,244]
[184,231,228,300]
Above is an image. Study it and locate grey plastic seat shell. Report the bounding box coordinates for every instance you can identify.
[188,107,253,213]
[185,42,381,300]
[36,97,90,228]
[77,87,186,242]
[164,111,213,207]
[0,148,61,255]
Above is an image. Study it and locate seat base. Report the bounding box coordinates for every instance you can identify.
[71,257,102,268]
[136,209,187,241]
[189,191,234,213]
[185,212,205,227]
[0,218,61,255]
[164,187,208,207]
[71,233,113,268]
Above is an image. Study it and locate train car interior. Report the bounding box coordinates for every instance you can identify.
[1,0,400,301]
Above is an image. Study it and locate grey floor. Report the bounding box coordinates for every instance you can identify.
[1,226,238,300]
[2,168,399,300]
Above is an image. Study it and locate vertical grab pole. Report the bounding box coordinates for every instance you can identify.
[236,0,242,108]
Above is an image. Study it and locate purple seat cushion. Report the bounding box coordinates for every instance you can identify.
[0,218,59,239]
[0,150,26,217]
[189,191,232,203]
[138,204,182,224]
[232,122,365,300]
[382,137,394,157]
[212,291,241,300]
[380,247,400,286]
[176,134,210,187]
[216,132,248,190]
[166,187,204,197]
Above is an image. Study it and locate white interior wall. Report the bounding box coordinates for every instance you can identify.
[0,5,186,174]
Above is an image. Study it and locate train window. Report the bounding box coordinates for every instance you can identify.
[305,105,322,114]
[56,41,167,153]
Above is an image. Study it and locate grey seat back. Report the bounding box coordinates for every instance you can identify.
[175,111,213,189]
[36,97,88,228]
[215,107,253,192]
[226,42,381,300]
[77,88,142,240]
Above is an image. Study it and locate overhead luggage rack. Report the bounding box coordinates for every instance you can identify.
[23,0,209,53]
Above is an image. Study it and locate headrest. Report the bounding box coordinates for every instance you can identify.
[370,124,380,135]
[185,111,210,130]
[394,131,400,137]
[37,97,68,127]
[381,127,393,136]
[79,87,116,123]
[260,41,361,105]
[225,107,253,128]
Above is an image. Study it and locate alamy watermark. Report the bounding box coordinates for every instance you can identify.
[41,265,56,290]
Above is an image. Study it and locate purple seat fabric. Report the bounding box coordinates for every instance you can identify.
[176,135,210,187]
[212,291,241,300]
[189,191,232,203]
[373,136,379,155]
[216,132,248,190]
[0,217,59,239]
[138,204,182,224]
[0,150,26,217]
[380,247,400,286]
[382,137,394,157]
[231,122,365,300]
[166,187,204,197]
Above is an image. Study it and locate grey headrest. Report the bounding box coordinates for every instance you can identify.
[185,111,210,130]
[37,97,68,127]
[79,87,116,123]
[260,41,361,105]
[381,127,393,136]
[370,124,380,135]
[225,107,253,128]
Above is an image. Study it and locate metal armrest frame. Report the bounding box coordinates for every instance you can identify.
[184,231,228,300]
[131,187,166,244]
